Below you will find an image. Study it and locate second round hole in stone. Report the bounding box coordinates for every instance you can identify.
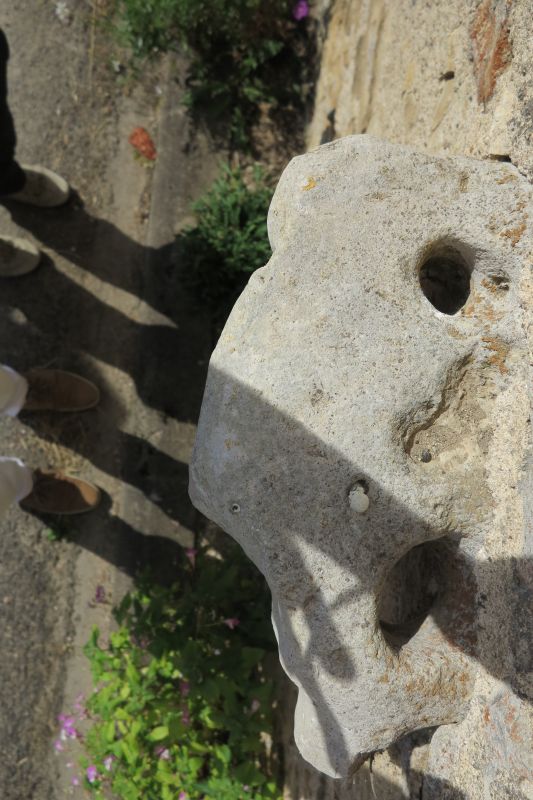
[419,248,471,314]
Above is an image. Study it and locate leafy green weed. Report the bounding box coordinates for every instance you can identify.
[81,543,281,799]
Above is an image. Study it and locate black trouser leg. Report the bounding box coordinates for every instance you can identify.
[0,29,26,196]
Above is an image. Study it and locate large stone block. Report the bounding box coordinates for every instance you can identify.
[190,136,532,790]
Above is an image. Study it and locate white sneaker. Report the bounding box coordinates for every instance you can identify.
[0,235,41,276]
[9,165,70,208]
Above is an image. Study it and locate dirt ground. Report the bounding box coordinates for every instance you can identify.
[0,4,340,799]
[0,4,221,797]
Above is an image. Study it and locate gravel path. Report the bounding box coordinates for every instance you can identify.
[0,5,217,797]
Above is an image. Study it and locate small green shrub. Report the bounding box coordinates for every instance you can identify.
[180,164,273,325]
[111,0,180,55]
[81,544,281,799]
[109,0,309,145]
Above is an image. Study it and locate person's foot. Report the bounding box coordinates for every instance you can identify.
[9,165,70,208]
[20,469,101,515]
[23,369,100,412]
[0,235,40,276]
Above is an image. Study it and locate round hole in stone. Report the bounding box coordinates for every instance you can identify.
[378,539,449,650]
[419,246,471,314]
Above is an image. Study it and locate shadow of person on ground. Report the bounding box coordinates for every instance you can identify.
[0,190,211,536]
[2,194,210,423]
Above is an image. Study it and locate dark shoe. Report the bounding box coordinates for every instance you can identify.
[20,469,101,515]
[10,165,70,207]
[23,369,100,412]
[0,235,41,276]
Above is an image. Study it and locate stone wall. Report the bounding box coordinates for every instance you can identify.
[191,3,533,798]
[281,2,533,797]
[308,0,533,181]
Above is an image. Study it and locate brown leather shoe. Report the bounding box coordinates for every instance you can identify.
[23,369,100,412]
[20,469,101,515]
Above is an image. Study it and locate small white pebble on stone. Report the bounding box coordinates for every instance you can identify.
[8,308,28,326]
[349,484,370,513]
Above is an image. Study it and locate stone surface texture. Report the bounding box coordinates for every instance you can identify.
[190,136,533,797]
[308,0,533,182]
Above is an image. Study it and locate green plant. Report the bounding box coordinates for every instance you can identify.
[111,0,181,57]
[180,164,273,326]
[44,521,70,541]
[108,0,308,145]
[81,543,281,799]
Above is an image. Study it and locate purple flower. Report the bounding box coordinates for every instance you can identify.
[86,765,99,784]
[179,680,190,698]
[155,746,171,761]
[292,0,309,20]
[178,793,187,800]
[223,617,240,630]
[94,585,106,603]
[54,739,64,753]
[185,547,197,567]
[71,776,80,786]
[59,715,78,740]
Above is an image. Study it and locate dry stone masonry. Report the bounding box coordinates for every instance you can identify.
[190,136,533,797]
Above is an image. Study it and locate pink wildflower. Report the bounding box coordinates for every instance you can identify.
[71,776,80,786]
[59,715,78,740]
[155,746,171,761]
[185,547,197,567]
[54,739,64,753]
[292,0,309,20]
[179,793,187,800]
[179,680,190,698]
[86,765,99,784]
[223,617,240,630]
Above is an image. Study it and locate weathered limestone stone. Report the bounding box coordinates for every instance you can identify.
[308,0,533,182]
[190,136,533,793]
